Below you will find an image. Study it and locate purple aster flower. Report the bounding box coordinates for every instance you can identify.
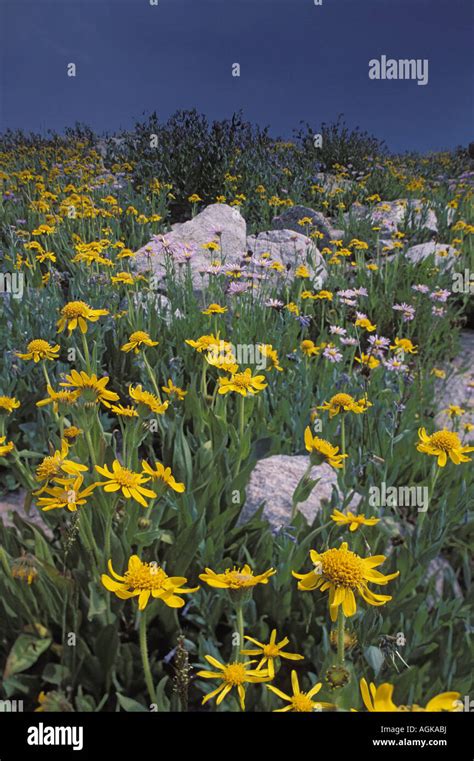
[368,334,390,351]
[340,337,358,346]
[383,358,408,372]
[430,289,450,303]
[323,346,343,363]
[393,303,415,322]
[329,325,347,336]
[265,298,284,310]
[227,281,249,295]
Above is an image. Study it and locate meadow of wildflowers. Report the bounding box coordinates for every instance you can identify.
[0,115,472,716]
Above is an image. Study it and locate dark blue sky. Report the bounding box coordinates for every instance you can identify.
[1,0,473,152]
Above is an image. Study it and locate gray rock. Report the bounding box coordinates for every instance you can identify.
[246,229,327,284]
[426,557,463,604]
[239,454,361,531]
[271,205,339,246]
[372,199,437,234]
[132,203,247,289]
[132,292,173,324]
[313,172,353,193]
[0,491,52,537]
[405,241,458,268]
[344,199,438,235]
[435,330,474,429]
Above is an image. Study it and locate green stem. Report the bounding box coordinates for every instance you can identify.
[139,610,157,705]
[104,503,115,562]
[337,606,345,665]
[233,396,246,478]
[233,604,245,662]
[81,332,92,374]
[143,353,162,400]
[428,464,441,510]
[341,416,346,470]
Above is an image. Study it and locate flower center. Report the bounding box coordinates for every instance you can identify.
[291,693,314,712]
[37,455,61,480]
[130,331,149,342]
[263,644,280,658]
[61,301,90,318]
[230,373,252,389]
[124,564,167,590]
[28,339,51,352]
[320,547,365,587]
[430,430,460,452]
[222,663,247,685]
[114,468,142,488]
[310,437,335,456]
[331,393,354,407]
[224,569,254,588]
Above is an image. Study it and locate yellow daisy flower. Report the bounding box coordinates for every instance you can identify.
[355,317,377,332]
[217,368,267,396]
[317,393,372,418]
[36,475,96,512]
[162,379,187,400]
[110,403,138,417]
[141,460,185,493]
[390,337,418,354]
[63,425,83,440]
[267,670,333,712]
[443,405,465,418]
[355,353,380,369]
[295,265,310,278]
[36,386,80,413]
[202,303,227,315]
[94,460,156,507]
[35,440,88,486]
[111,272,135,285]
[240,629,303,678]
[0,396,20,414]
[300,339,320,357]
[60,370,119,408]
[16,339,60,362]
[197,656,270,710]
[120,331,158,354]
[0,436,15,457]
[128,384,169,414]
[304,426,347,469]
[57,301,108,334]
[417,428,474,467]
[257,344,283,372]
[293,543,399,622]
[185,333,228,353]
[199,565,276,591]
[330,509,380,532]
[101,555,199,610]
[359,678,460,712]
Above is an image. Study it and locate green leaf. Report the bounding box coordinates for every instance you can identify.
[3,634,52,678]
[117,693,148,712]
[364,645,385,677]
